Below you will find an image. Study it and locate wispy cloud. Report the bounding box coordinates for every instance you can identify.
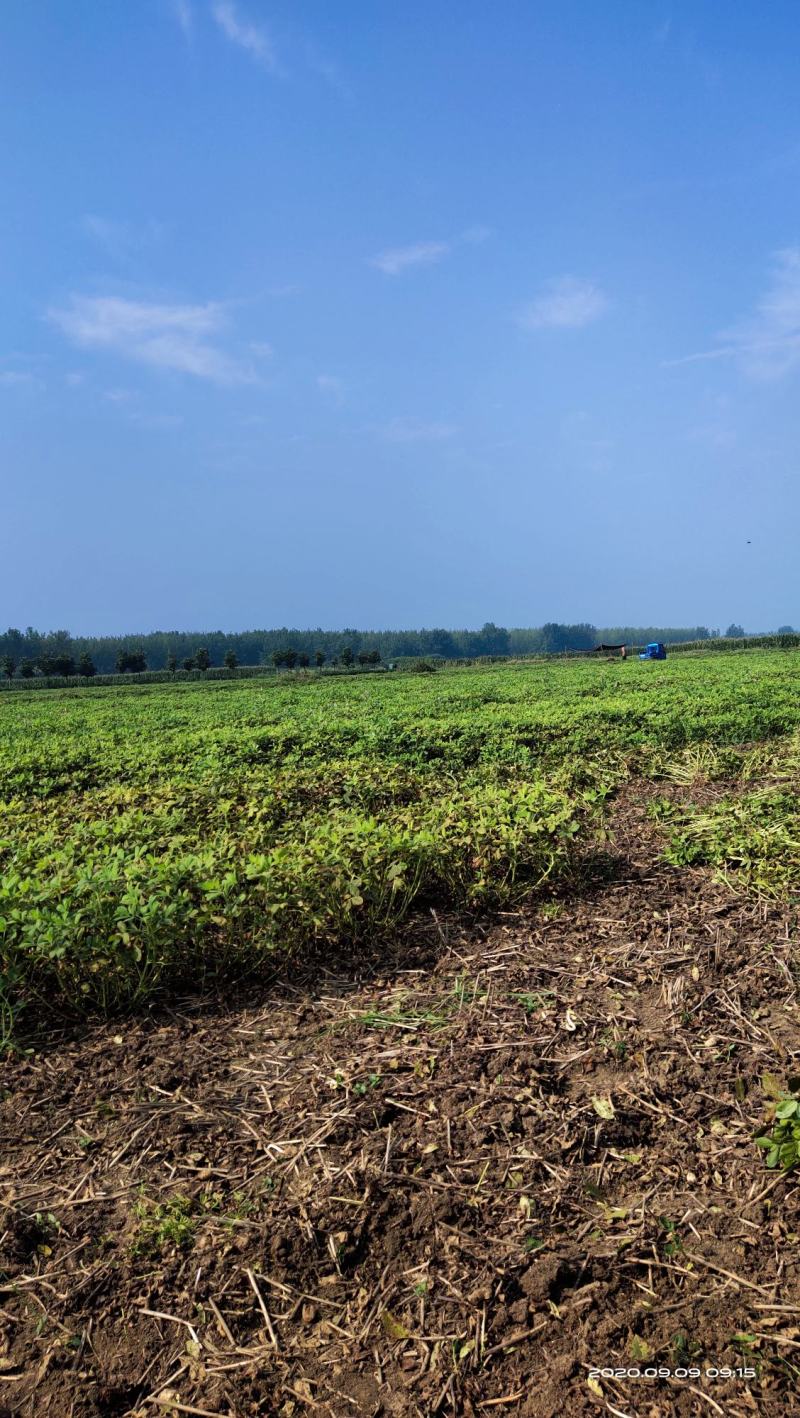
[687,422,737,449]
[211,1,277,70]
[0,369,40,389]
[460,224,491,246]
[371,241,450,276]
[103,387,137,404]
[517,276,610,330]
[317,373,345,404]
[304,42,351,99]
[370,226,490,277]
[82,214,164,261]
[381,417,457,443]
[172,0,193,38]
[667,248,800,381]
[662,346,734,369]
[130,411,184,430]
[48,294,257,385]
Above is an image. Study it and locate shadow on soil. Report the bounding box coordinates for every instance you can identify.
[4,845,636,1060]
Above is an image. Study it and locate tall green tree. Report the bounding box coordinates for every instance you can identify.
[224,649,238,670]
[116,650,147,673]
[195,647,211,672]
[47,654,76,676]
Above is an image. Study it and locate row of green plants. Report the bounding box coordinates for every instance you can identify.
[0,662,391,693]
[2,651,800,1040]
[0,772,591,1037]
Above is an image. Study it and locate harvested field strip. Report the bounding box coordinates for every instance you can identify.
[1,792,799,1417]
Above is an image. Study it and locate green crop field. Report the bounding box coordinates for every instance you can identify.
[2,650,800,1040]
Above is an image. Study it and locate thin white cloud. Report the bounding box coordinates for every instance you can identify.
[317,373,345,404]
[460,225,491,245]
[103,387,137,404]
[305,43,351,99]
[83,214,126,247]
[48,294,257,385]
[212,1,277,70]
[371,241,450,276]
[0,370,40,388]
[666,248,800,380]
[130,411,184,430]
[172,0,193,37]
[517,276,610,330]
[687,422,737,449]
[381,417,457,443]
[662,347,735,368]
[370,226,490,276]
[82,214,164,260]
[721,247,800,380]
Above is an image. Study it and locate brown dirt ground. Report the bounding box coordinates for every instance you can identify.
[1,787,799,1418]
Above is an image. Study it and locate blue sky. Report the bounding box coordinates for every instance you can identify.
[3,1,800,635]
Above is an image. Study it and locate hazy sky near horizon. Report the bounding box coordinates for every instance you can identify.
[3,1,800,635]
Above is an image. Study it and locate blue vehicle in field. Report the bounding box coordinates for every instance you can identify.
[639,642,667,660]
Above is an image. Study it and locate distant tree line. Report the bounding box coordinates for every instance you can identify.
[0,620,795,680]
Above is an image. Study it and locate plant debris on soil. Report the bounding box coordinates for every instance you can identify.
[1,788,799,1418]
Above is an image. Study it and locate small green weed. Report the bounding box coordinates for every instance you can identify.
[599,1028,628,1061]
[132,1192,208,1254]
[511,991,552,1015]
[29,1211,60,1254]
[539,902,563,920]
[353,1072,382,1096]
[670,1330,701,1363]
[659,1217,683,1257]
[755,1080,800,1170]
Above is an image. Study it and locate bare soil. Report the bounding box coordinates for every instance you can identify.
[2,788,799,1417]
